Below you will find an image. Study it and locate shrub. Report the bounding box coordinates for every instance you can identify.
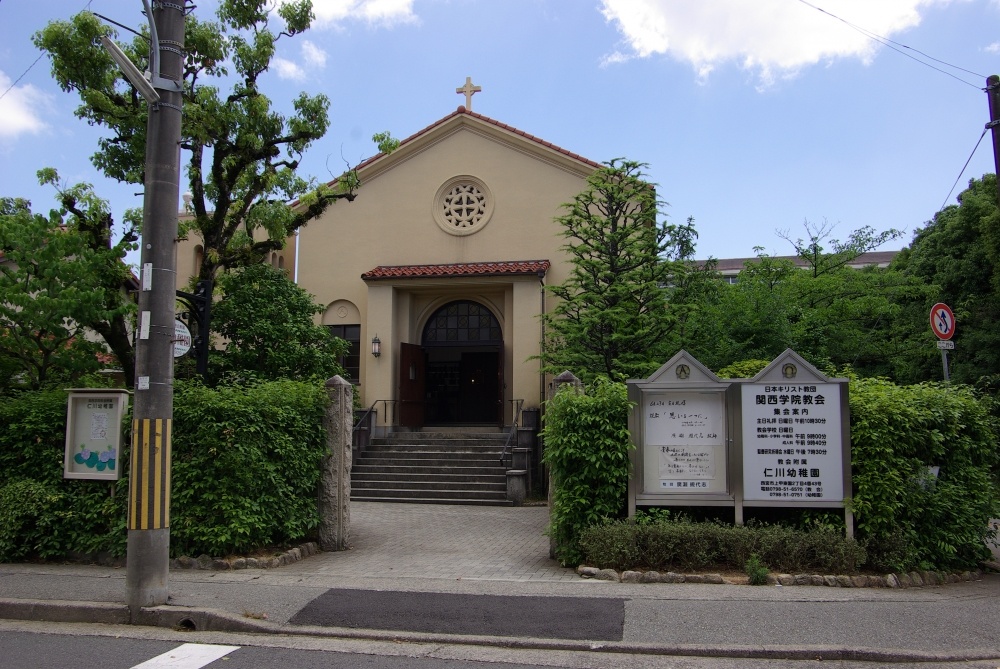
[0,379,331,562]
[850,378,999,571]
[542,378,632,566]
[579,518,866,574]
[169,379,330,556]
[745,553,769,585]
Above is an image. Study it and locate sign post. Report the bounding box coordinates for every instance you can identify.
[929,302,955,381]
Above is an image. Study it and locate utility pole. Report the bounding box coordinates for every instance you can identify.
[988,75,1000,207]
[126,0,185,618]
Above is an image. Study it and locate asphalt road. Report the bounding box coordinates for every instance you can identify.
[4,623,1000,669]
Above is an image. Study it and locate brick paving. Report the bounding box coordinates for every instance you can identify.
[284,502,579,582]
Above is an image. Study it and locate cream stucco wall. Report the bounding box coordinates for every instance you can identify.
[296,112,598,423]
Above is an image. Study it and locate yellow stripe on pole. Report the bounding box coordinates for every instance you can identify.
[163,419,171,528]
[152,418,162,530]
[141,419,151,530]
[129,419,140,530]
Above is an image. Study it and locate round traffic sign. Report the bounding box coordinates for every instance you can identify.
[929,303,955,340]
[173,319,192,357]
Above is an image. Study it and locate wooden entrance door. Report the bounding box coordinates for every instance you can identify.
[399,342,425,428]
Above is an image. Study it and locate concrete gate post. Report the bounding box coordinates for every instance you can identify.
[319,375,353,551]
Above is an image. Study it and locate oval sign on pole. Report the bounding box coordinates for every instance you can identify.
[929,303,955,340]
[173,319,192,358]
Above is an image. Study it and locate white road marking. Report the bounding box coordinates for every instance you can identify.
[130,643,241,668]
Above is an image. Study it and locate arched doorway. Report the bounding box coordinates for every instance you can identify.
[421,300,503,426]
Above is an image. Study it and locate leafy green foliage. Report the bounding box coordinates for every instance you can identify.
[170,380,329,556]
[692,222,922,374]
[208,263,347,384]
[0,389,129,560]
[542,378,633,566]
[0,176,136,391]
[540,159,695,382]
[745,553,769,585]
[579,517,865,574]
[0,381,331,561]
[33,2,396,286]
[716,359,771,379]
[0,173,137,389]
[891,175,1000,384]
[850,377,999,571]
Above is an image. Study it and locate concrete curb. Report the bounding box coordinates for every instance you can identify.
[2,598,999,664]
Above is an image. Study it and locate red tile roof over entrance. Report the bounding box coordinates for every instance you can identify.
[362,260,550,281]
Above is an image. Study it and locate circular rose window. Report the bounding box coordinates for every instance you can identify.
[433,175,494,236]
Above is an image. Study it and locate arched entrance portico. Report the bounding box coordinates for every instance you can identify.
[401,300,503,427]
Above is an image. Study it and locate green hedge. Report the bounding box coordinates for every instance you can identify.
[0,389,128,560]
[545,374,999,572]
[169,380,329,556]
[542,378,632,566]
[580,518,866,574]
[850,378,999,571]
[0,380,330,562]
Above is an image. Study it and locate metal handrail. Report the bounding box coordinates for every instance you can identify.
[500,398,524,468]
[352,399,396,451]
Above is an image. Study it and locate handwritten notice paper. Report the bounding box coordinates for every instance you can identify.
[643,392,727,494]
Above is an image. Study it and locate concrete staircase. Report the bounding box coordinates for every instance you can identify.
[351,430,512,506]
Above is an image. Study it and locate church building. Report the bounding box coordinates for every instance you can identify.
[178,82,606,432]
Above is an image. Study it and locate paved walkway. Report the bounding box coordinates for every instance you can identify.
[282,502,579,582]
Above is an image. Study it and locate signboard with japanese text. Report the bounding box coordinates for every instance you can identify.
[643,391,727,494]
[740,382,843,502]
[64,389,130,481]
[628,350,734,512]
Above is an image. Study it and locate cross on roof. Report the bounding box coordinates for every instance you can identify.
[456,76,482,110]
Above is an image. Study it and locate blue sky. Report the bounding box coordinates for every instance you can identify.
[2,0,999,262]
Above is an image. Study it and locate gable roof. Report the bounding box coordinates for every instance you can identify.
[317,106,604,195]
[362,260,550,281]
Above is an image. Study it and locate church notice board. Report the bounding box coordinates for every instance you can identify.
[643,391,726,494]
[738,350,850,509]
[627,351,735,510]
[628,349,852,529]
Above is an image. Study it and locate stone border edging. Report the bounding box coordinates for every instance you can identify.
[169,542,320,571]
[576,565,985,588]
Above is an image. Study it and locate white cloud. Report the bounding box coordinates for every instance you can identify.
[0,71,50,140]
[272,56,306,81]
[986,42,1000,54]
[599,0,955,85]
[301,40,328,68]
[295,0,417,28]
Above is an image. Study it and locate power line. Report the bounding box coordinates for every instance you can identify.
[0,0,96,102]
[796,0,985,90]
[938,128,989,213]
[0,54,44,102]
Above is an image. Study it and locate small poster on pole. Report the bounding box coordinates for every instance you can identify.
[64,389,130,480]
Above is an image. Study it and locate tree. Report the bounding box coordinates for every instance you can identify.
[540,159,692,382]
[891,174,1000,384]
[693,221,923,377]
[34,1,392,287]
[208,263,347,384]
[0,173,136,390]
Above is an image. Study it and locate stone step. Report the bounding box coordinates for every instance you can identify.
[370,436,515,448]
[354,457,504,469]
[352,479,507,492]
[362,444,506,454]
[351,469,507,483]
[350,431,514,507]
[349,494,514,507]
[350,486,507,500]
